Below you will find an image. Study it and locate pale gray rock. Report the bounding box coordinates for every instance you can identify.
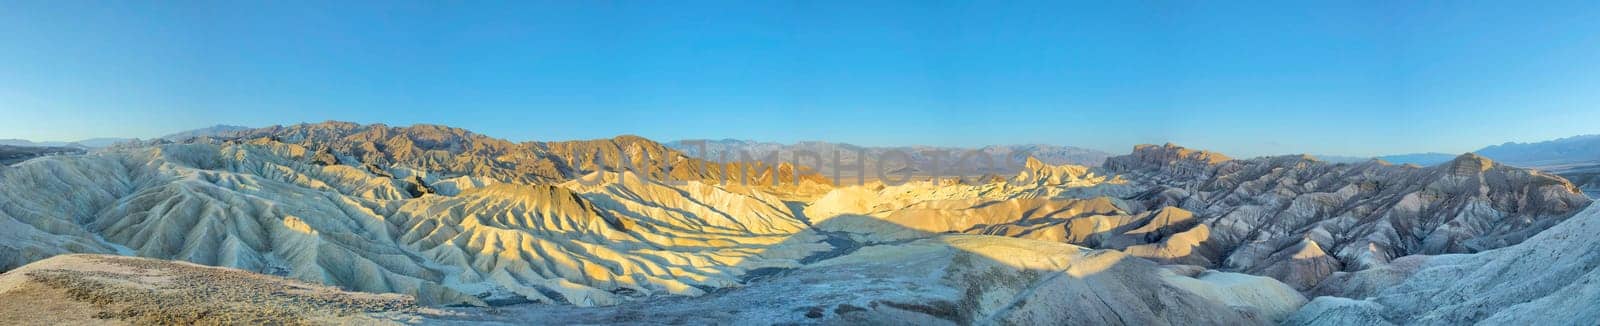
[1288,203,1600,325]
[1283,297,1393,326]
[1098,144,1592,290]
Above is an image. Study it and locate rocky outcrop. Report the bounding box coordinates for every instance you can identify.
[219,122,830,189]
[802,166,1209,266]
[1287,202,1600,325]
[1102,143,1231,182]
[1099,144,1592,289]
[1534,162,1600,198]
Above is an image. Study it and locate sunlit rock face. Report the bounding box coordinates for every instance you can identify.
[805,187,1220,267]
[1538,163,1600,198]
[388,171,828,306]
[1288,203,1600,325]
[222,121,830,189]
[1103,143,1232,181]
[797,157,1233,274]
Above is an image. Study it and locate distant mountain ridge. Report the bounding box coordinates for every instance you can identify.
[1477,134,1600,165]
[1374,152,1458,166]
[1384,135,1600,196]
[160,124,251,141]
[665,139,1112,178]
[0,138,132,149]
[0,124,253,150]
[1298,134,1600,168]
[1281,135,1599,197]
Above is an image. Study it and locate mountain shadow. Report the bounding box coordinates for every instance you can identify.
[431,211,1307,326]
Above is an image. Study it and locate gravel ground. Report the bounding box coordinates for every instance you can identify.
[12,255,424,325]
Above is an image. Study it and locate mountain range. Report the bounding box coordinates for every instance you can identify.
[157,124,252,141]
[1309,134,1600,168]
[664,139,1112,180]
[0,138,133,149]
[0,121,1597,325]
[0,125,252,151]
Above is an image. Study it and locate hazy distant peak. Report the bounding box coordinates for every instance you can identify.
[160,124,251,141]
[1474,133,1600,166]
[1374,152,1457,166]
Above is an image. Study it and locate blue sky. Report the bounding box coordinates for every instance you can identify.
[2,1,1598,157]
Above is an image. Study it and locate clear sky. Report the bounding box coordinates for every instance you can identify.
[2,1,1598,157]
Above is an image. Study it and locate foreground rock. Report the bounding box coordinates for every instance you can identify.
[2,237,1308,325]
[1289,202,1600,325]
[0,254,440,325]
